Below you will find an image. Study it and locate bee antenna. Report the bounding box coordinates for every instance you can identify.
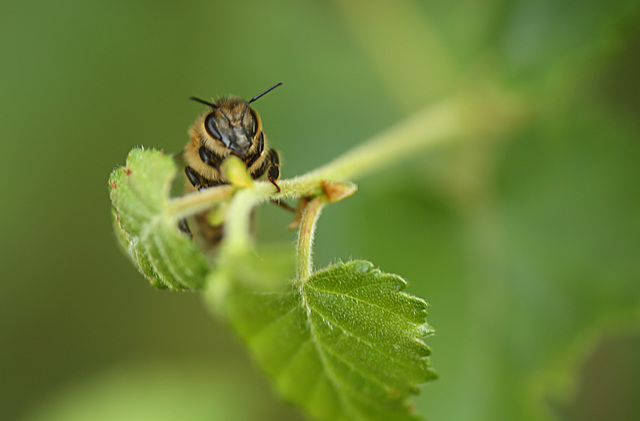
[190,96,232,123]
[189,96,218,108]
[241,82,283,121]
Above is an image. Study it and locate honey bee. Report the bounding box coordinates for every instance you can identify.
[179,82,284,246]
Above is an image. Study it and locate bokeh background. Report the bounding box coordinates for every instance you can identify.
[2,1,639,420]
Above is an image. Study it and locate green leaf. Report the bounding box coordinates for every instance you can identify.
[109,148,209,291]
[222,260,437,421]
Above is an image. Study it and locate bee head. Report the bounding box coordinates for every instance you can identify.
[190,82,282,157]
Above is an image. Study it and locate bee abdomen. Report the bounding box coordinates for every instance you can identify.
[193,212,224,248]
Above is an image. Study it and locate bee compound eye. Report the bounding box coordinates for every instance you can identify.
[204,113,222,140]
[245,110,258,136]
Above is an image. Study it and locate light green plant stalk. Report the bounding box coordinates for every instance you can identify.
[296,196,326,282]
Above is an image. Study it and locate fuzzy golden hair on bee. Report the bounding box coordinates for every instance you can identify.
[179,82,284,246]
[182,83,282,193]
[184,96,266,186]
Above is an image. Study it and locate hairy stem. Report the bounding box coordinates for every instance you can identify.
[275,97,464,199]
[168,185,236,220]
[296,196,326,282]
[222,188,264,254]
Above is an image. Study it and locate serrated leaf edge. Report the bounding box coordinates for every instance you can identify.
[299,261,433,419]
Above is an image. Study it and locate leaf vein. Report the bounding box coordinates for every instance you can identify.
[308,305,424,375]
[307,284,423,326]
[306,303,365,421]
[247,294,300,341]
[337,277,399,297]
[314,333,390,394]
[274,336,314,379]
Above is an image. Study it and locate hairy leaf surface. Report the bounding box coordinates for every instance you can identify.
[109,148,209,290]
[223,260,437,421]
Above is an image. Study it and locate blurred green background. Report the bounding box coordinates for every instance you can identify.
[2,0,639,420]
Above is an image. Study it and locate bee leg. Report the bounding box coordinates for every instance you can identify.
[178,218,193,239]
[185,166,205,190]
[267,149,281,193]
[199,146,213,166]
[199,146,224,168]
[271,199,295,212]
[179,168,198,238]
[266,149,293,212]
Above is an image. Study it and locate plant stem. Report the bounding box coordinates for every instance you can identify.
[222,188,264,254]
[275,97,464,199]
[296,196,326,282]
[168,185,235,220]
